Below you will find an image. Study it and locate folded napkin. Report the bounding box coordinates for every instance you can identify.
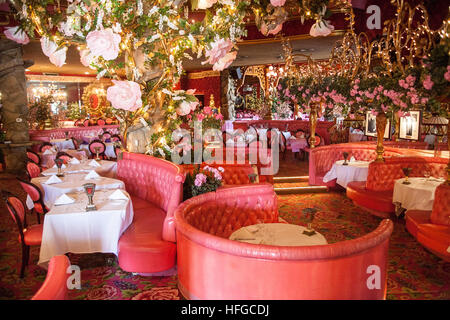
[45,175,62,184]
[88,160,101,167]
[70,157,80,165]
[84,170,100,180]
[350,156,356,162]
[52,163,67,169]
[54,193,75,205]
[246,225,259,233]
[108,189,128,200]
[43,149,54,155]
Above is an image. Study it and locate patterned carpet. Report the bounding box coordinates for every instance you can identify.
[0,173,448,300]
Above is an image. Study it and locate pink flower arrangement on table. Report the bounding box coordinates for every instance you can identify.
[186,166,224,199]
[106,80,143,112]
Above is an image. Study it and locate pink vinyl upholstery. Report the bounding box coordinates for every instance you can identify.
[32,255,70,300]
[175,184,394,299]
[27,151,40,165]
[405,183,450,261]
[26,161,41,179]
[116,153,185,273]
[347,157,448,217]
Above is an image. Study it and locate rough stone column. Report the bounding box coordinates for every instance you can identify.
[0,39,31,174]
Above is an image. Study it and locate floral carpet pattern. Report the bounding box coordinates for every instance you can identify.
[0,174,448,300]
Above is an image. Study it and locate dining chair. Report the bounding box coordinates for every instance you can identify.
[97,118,106,126]
[110,134,122,143]
[17,178,48,224]
[39,142,53,153]
[31,255,71,300]
[71,137,80,150]
[56,151,73,164]
[88,140,107,160]
[83,119,90,127]
[27,150,41,166]
[2,190,43,278]
[26,161,41,180]
[102,131,112,142]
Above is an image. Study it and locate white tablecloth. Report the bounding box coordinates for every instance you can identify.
[41,160,117,178]
[287,137,308,152]
[38,189,134,266]
[323,160,370,188]
[349,131,365,142]
[50,139,75,150]
[31,173,125,207]
[229,223,327,246]
[80,143,116,158]
[40,149,89,168]
[392,177,445,211]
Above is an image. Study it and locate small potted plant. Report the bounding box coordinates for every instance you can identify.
[183,165,224,200]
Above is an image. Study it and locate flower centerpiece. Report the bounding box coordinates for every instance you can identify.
[183,165,224,200]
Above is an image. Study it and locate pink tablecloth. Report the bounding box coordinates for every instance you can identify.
[287,138,307,152]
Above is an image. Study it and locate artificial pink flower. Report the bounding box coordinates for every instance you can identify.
[349,113,356,119]
[260,22,283,36]
[213,51,237,71]
[310,20,335,37]
[215,113,224,120]
[203,38,233,66]
[197,0,218,9]
[197,113,206,121]
[86,28,121,61]
[423,75,433,90]
[444,66,450,81]
[106,80,142,112]
[270,0,286,6]
[80,49,95,68]
[176,101,198,116]
[40,37,67,67]
[203,107,212,115]
[186,89,196,95]
[194,173,207,187]
[4,26,29,45]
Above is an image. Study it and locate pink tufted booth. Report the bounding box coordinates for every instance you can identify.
[308,143,403,187]
[181,163,263,185]
[116,152,185,274]
[347,157,448,217]
[31,255,70,300]
[405,183,450,261]
[174,184,394,300]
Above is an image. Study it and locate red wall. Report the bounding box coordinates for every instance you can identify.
[181,73,221,109]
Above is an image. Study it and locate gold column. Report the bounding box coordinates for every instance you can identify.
[375,111,387,162]
[309,103,318,149]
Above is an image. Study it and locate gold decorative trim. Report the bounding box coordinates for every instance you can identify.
[187,70,220,79]
[238,30,346,46]
[26,74,111,83]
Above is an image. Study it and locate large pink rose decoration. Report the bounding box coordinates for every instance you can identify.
[197,0,218,9]
[80,49,95,68]
[203,38,233,66]
[4,26,29,45]
[310,20,335,37]
[176,100,198,116]
[40,37,67,67]
[86,28,121,61]
[260,22,283,36]
[213,51,237,71]
[270,0,287,6]
[106,80,143,112]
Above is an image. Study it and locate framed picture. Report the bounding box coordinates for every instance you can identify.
[399,110,421,141]
[364,111,390,139]
[195,94,205,108]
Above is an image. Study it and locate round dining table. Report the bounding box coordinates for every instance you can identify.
[392,177,445,211]
[41,160,117,178]
[322,159,370,188]
[50,138,75,150]
[31,173,125,207]
[229,223,327,246]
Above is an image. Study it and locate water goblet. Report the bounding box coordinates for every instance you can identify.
[342,152,349,166]
[83,183,97,211]
[402,167,412,185]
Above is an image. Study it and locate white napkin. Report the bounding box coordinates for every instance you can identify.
[52,163,66,169]
[45,175,62,184]
[84,170,100,180]
[70,157,80,164]
[54,194,75,205]
[89,160,101,167]
[108,189,128,200]
[350,156,356,162]
[43,149,54,155]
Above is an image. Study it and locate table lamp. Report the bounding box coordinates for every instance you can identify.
[83,183,97,211]
[54,158,64,177]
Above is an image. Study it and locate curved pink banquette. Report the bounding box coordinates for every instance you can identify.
[174,184,394,300]
[116,152,185,274]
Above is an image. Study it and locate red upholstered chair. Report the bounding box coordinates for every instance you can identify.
[105,117,114,125]
[174,184,394,299]
[102,131,112,142]
[39,142,53,153]
[83,119,90,127]
[2,191,43,278]
[26,161,41,180]
[31,255,70,300]
[88,140,107,160]
[116,153,185,274]
[295,129,306,139]
[97,118,106,126]
[71,137,79,150]
[17,178,48,224]
[405,183,450,261]
[27,150,41,166]
[56,151,73,165]
[111,134,122,143]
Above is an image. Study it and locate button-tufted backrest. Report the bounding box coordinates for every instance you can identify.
[181,184,278,238]
[182,163,255,185]
[366,157,448,191]
[117,152,185,242]
[430,183,450,226]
